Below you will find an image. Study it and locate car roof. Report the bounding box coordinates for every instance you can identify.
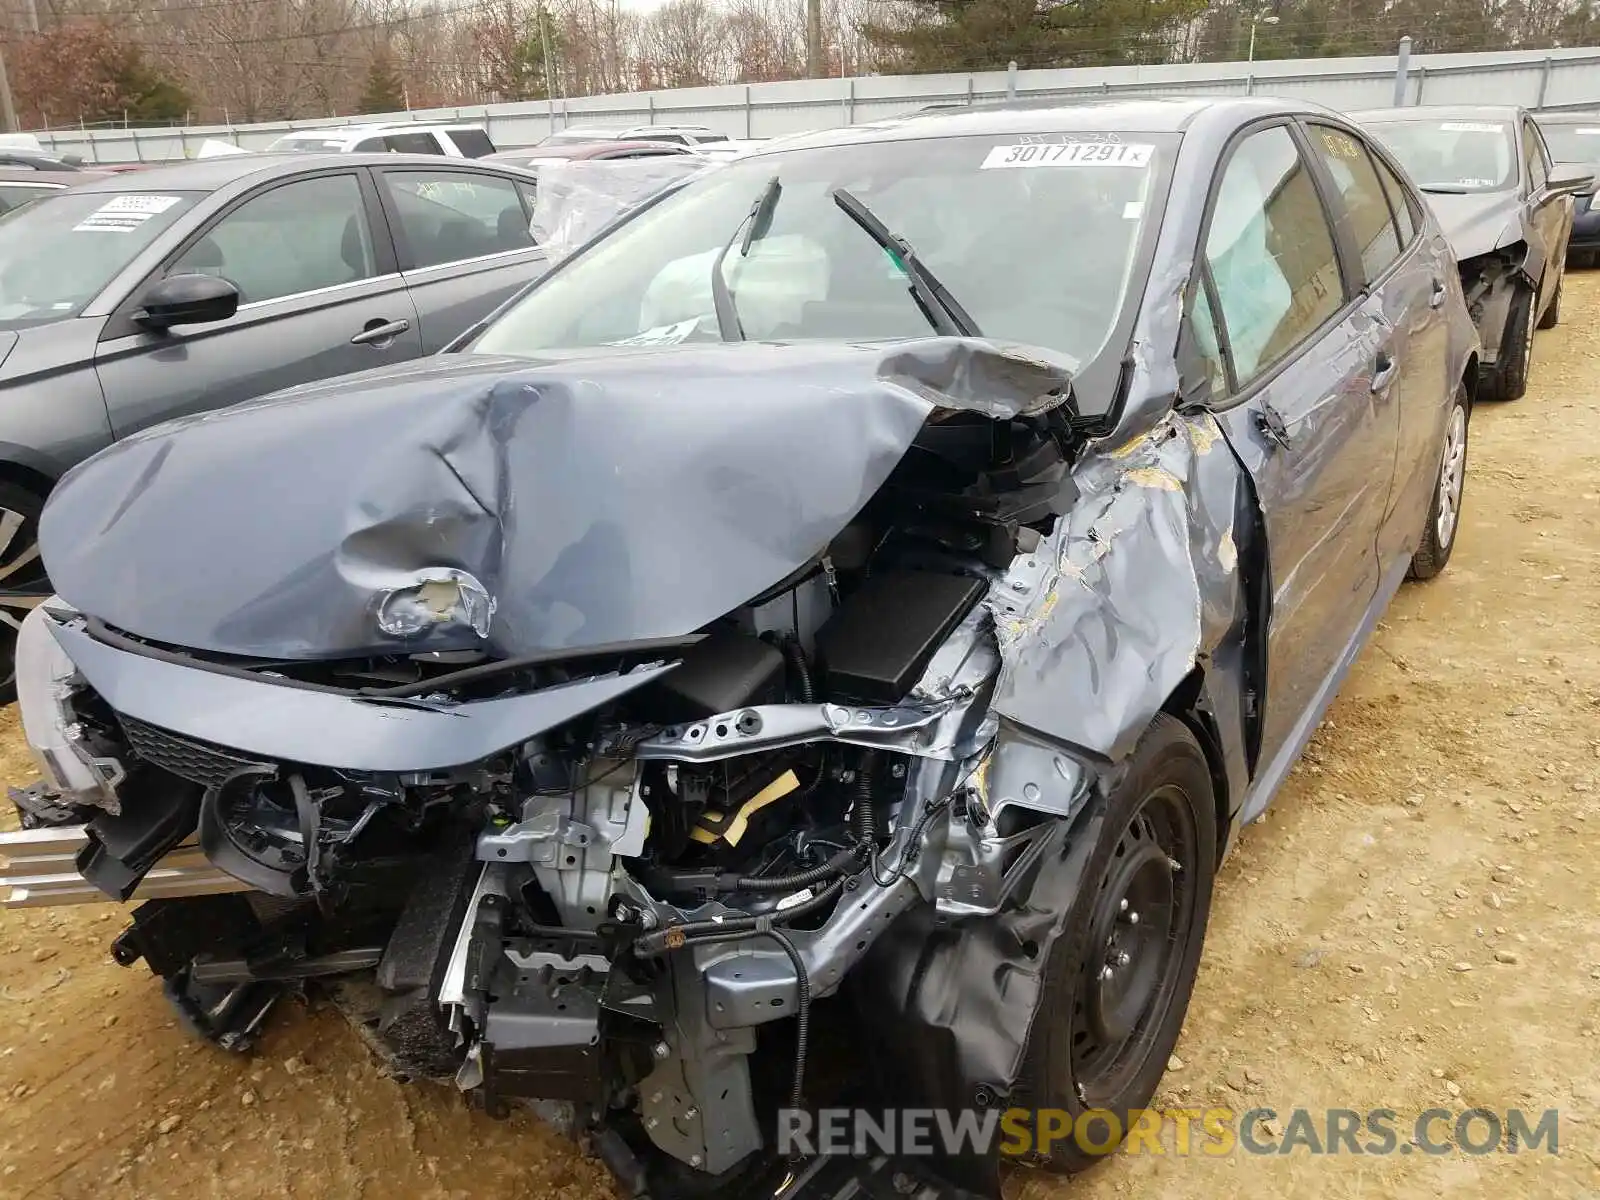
[278,122,483,138]
[496,139,690,160]
[0,166,102,185]
[62,152,531,194]
[1351,104,1524,123]
[754,95,1332,156]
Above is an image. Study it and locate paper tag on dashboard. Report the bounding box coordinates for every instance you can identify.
[981,142,1153,169]
[73,194,181,232]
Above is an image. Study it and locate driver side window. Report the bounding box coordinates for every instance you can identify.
[169,174,376,306]
[1203,125,1345,389]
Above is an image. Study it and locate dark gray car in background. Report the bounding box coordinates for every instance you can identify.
[1532,111,1600,264]
[0,152,547,694]
[1353,104,1591,401]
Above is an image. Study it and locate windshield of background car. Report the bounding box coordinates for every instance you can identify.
[470,132,1173,405]
[1536,123,1600,167]
[0,190,201,328]
[1363,119,1517,192]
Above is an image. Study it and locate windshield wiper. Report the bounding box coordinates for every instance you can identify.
[708,175,781,341]
[1419,184,1472,194]
[831,187,981,338]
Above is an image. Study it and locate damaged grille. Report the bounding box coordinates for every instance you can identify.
[119,716,270,790]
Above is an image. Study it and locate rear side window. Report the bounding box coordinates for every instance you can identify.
[1204,125,1345,387]
[1369,153,1418,245]
[385,133,441,155]
[446,129,495,158]
[383,170,534,268]
[1306,124,1403,283]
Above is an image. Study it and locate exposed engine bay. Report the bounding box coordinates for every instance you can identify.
[1457,246,1529,363]
[6,366,1142,1195]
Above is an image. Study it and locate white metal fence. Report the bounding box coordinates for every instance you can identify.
[31,44,1600,164]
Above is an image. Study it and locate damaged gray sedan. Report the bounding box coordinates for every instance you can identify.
[1354,105,1591,401]
[5,97,1478,1198]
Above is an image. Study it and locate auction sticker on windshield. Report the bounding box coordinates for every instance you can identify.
[73,194,182,233]
[1439,122,1504,134]
[981,142,1154,169]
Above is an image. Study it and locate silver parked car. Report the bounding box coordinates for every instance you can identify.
[0,152,547,696]
[1353,105,1591,401]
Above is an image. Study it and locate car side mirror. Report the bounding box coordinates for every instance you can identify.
[133,273,239,331]
[1547,162,1595,195]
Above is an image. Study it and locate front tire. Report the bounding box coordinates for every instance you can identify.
[1408,386,1469,581]
[0,480,49,705]
[1482,285,1535,401]
[1016,713,1217,1175]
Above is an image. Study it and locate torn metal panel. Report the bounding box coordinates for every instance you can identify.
[986,407,1244,762]
[852,807,1102,1197]
[1426,191,1530,264]
[43,616,680,773]
[39,340,1084,663]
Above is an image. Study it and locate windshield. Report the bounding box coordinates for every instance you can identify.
[1536,123,1600,165]
[0,190,201,328]
[470,133,1167,405]
[267,134,345,152]
[1364,119,1516,192]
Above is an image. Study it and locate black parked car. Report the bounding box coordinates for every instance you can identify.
[0,152,546,696]
[7,96,1478,1198]
[1354,104,1592,401]
[1532,111,1600,265]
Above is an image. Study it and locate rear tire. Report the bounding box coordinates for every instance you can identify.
[1408,386,1469,582]
[1482,285,1535,402]
[1017,713,1217,1174]
[0,480,49,705]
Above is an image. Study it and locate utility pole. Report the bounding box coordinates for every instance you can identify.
[0,43,16,134]
[539,5,559,102]
[806,0,822,78]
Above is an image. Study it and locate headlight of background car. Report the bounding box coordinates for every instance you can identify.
[15,603,124,809]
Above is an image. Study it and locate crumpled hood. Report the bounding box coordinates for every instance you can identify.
[40,339,1072,661]
[1424,190,1525,262]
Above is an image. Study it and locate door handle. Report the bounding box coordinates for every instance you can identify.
[351,318,410,347]
[1371,349,1399,394]
[1429,278,1447,308]
[1253,399,1292,449]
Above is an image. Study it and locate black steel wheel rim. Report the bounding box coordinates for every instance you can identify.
[1069,783,1200,1101]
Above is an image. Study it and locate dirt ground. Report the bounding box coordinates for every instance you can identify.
[3,277,1600,1200]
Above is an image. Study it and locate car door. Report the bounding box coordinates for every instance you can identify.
[94,167,423,437]
[1303,121,1453,571]
[1368,141,1460,559]
[373,165,546,352]
[1196,122,1401,777]
[1522,117,1571,308]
